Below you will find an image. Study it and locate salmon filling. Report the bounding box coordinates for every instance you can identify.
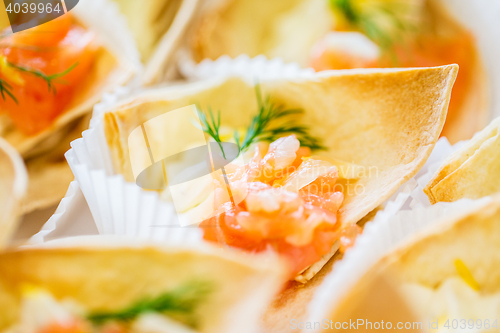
[200,135,361,278]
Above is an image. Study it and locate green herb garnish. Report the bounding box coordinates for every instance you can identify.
[199,85,324,156]
[87,281,211,327]
[0,78,18,104]
[332,0,359,24]
[0,55,78,104]
[0,29,79,103]
[329,0,419,55]
[7,61,78,94]
[198,107,227,159]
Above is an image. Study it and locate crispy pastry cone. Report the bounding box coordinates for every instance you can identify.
[0,137,27,248]
[425,117,500,204]
[111,0,201,84]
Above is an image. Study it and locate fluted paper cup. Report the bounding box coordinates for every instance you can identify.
[179,53,316,81]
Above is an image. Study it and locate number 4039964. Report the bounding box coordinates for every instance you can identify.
[443,319,498,330]
[6,2,63,14]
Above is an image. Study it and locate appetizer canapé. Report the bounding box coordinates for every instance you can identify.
[317,0,481,142]
[101,66,457,287]
[0,14,96,136]
[324,196,500,333]
[7,283,209,333]
[0,238,286,333]
[0,5,138,213]
[188,0,486,142]
[72,65,458,332]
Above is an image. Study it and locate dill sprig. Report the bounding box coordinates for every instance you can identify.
[87,281,211,327]
[0,60,78,104]
[198,107,227,158]
[329,0,419,54]
[238,85,324,151]
[7,61,78,94]
[0,32,79,103]
[332,0,358,23]
[199,85,324,156]
[0,78,18,104]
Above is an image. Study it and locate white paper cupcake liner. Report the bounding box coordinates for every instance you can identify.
[179,53,316,81]
[29,181,98,244]
[67,127,203,242]
[305,196,491,331]
[408,137,467,209]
